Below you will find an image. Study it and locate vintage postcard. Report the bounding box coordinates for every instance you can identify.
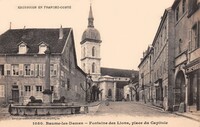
[0,0,200,127]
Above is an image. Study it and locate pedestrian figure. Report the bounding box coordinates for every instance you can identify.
[8,104,12,115]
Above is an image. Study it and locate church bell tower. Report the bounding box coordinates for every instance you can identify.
[80,5,102,82]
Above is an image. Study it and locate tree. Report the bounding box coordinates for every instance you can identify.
[129,76,139,101]
[80,74,93,103]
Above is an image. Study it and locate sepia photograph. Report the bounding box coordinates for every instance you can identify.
[0,0,199,127]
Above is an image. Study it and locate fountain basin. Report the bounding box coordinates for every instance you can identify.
[9,104,81,116]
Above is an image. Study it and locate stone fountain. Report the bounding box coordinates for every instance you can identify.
[9,47,81,116]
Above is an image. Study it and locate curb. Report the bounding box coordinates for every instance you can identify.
[87,101,102,114]
[135,102,164,112]
[174,112,200,122]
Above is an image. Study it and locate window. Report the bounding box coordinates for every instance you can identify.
[108,89,112,97]
[92,63,95,73]
[51,86,54,92]
[179,39,183,53]
[50,64,57,76]
[0,85,5,97]
[12,64,19,76]
[192,23,199,49]
[61,80,65,87]
[5,64,11,76]
[67,79,70,90]
[12,85,18,89]
[0,65,4,76]
[18,43,27,54]
[182,0,186,13]
[36,86,42,92]
[92,46,95,56]
[34,64,39,77]
[39,43,47,54]
[24,86,31,92]
[39,64,44,77]
[176,6,179,21]
[24,64,31,76]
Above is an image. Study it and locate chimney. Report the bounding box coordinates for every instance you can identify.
[59,25,63,39]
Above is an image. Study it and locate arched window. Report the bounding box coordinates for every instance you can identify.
[92,46,95,57]
[108,89,112,97]
[179,39,182,53]
[92,63,95,73]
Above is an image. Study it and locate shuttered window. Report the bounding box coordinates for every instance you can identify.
[24,64,31,76]
[19,64,23,76]
[0,85,5,97]
[38,64,45,77]
[30,64,34,76]
[39,64,43,77]
[34,64,39,77]
[12,64,19,76]
[4,64,11,76]
[43,64,45,77]
[191,22,200,50]
[50,64,58,77]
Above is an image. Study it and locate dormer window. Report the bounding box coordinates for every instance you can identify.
[18,42,28,54]
[39,42,47,54]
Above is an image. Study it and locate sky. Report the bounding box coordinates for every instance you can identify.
[0,0,174,70]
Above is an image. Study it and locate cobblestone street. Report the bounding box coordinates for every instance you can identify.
[95,101,173,117]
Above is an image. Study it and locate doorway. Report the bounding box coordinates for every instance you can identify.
[12,90,19,103]
[174,71,186,105]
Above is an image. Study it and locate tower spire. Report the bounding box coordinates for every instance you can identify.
[88,5,94,28]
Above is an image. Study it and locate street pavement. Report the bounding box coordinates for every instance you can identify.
[0,101,199,127]
[95,101,173,116]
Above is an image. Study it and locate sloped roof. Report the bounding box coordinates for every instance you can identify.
[0,28,71,54]
[100,67,138,78]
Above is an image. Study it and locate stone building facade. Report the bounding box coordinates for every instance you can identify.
[152,8,175,111]
[139,8,175,111]
[0,27,86,105]
[172,0,200,111]
[138,46,153,104]
[139,0,200,112]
